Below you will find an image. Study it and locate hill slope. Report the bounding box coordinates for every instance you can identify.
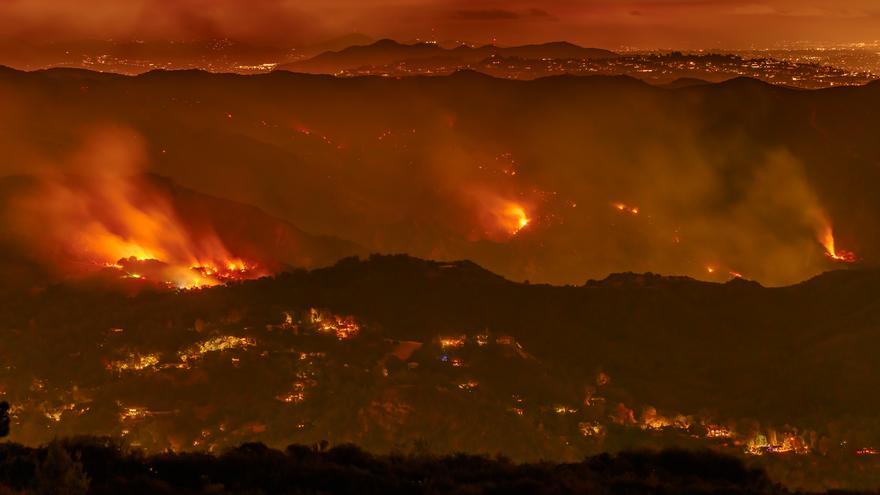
[0,67,877,286]
[0,174,365,288]
[3,255,880,491]
[277,39,618,73]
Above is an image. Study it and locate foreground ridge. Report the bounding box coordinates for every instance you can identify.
[0,439,782,495]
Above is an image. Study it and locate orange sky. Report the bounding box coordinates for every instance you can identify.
[0,0,878,49]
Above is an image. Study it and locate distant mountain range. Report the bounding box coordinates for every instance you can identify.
[0,66,877,287]
[277,39,618,74]
[0,35,373,76]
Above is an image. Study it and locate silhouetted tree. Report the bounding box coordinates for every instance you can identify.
[35,440,89,495]
[0,402,9,438]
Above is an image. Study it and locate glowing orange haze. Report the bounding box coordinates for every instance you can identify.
[21,174,261,288]
[2,128,856,288]
[469,190,532,240]
[9,128,263,288]
[1,0,876,49]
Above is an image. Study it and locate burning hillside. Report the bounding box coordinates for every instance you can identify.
[0,129,363,289]
[21,172,268,288]
[0,129,255,287]
[820,225,857,263]
[0,69,871,286]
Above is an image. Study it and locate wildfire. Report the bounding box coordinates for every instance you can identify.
[276,392,305,404]
[119,406,151,422]
[104,246,264,289]
[579,422,604,437]
[17,172,264,289]
[309,308,361,340]
[471,190,533,239]
[820,226,856,263]
[504,204,530,235]
[745,430,811,456]
[554,405,578,415]
[706,425,735,438]
[613,202,640,215]
[178,336,256,362]
[439,335,467,349]
[458,381,479,392]
[7,129,270,289]
[108,352,161,373]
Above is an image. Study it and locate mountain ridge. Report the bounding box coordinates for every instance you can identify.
[276,39,619,74]
[5,252,880,489]
[0,65,876,287]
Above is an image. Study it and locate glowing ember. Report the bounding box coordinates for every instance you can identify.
[458,381,479,391]
[554,405,578,415]
[613,202,640,215]
[507,204,530,234]
[108,353,161,373]
[821,226,856,263]
[276,392,305,404]
[439,336,467,349]
[706,425,735,438]
[308,308,361,340]
[579,422,604,437]
[119,406,151,422]
[179,336,256,362]
[469,189,534,240]
[107,257,261,289]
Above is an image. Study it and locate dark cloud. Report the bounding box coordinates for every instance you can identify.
[525,8,556,19]
[0,0,876,48]
[449,8,555,21]
[451,9,521,21]
[0,0,326,45]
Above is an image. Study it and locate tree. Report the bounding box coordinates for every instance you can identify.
[0,402,9,438]
[35,440,90,495]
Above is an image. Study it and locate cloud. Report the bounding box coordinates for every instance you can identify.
[449,8,556,21]
[451,9,521,21]
[525,8,556,19]
[0,0,326,44]
[0,0,876,48]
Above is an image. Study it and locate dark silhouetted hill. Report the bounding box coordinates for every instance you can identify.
[0,439,788,495]
[278,39,618,74]
[4,255,880,489]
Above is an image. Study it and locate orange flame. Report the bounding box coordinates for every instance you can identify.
[820,226,856,263]
[507,204,530,235]
[612,202,640,215]
[10,129,265,288]
[470,190,533,240]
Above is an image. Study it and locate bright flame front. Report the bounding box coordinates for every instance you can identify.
[13,172,265,289]
[820,226,856,263]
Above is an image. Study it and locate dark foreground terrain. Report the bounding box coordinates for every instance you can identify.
[6,256,880,490]
[0,439,787,495]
